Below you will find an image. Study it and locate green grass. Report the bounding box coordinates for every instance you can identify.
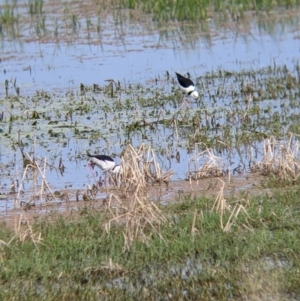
[1,0,300,43]
[1,187,300,300]
[28,0,44,15]
[0,0,18,25]
[118,0,300,22]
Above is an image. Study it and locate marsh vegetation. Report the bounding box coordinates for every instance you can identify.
[1,0,300,299]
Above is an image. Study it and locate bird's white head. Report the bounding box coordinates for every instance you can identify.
[191,91,199,99]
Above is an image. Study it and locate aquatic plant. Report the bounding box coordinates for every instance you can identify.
[28,0,44,15]
[0,0,17,25]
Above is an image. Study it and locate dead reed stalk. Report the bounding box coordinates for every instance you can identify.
[253,134,300,181]
[188,146,225,180]
[13,213,44,249]
[15,152,58,208]
[212,179,254,232]
[104,144,168,251]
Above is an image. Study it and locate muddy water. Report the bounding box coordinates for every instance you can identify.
[1,4,300,214]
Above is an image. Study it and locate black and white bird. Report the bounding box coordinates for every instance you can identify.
[88,154,122,186]
[175,72,198,99]
[88,154,121,173]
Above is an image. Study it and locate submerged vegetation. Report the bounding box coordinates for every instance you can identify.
[0,0,300,44]
[1,62,300,193]
[118,0,300,21]
[1,62,299,188]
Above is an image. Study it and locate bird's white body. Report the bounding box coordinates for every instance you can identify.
[88,154,122,186]
[88,154,122,174]
[89,156,115,171]
[175,72,198,99]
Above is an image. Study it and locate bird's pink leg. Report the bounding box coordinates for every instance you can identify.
[88,162,100,188]
[104,172,107,187]
[181,93,189,107]
[104,171,112,187]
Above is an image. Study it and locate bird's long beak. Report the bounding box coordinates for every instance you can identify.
[88,161,95,169]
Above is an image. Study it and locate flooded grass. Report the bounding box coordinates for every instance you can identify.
[1,188,300,300]
[1,61,300,203]
[1,0,300,45]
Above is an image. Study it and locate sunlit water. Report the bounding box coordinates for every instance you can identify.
[1,5,300,212]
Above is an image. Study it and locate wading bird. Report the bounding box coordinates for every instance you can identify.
[88,154,121,186]
[175,72,198,100]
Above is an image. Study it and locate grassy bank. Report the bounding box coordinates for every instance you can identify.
[1,185,300,300]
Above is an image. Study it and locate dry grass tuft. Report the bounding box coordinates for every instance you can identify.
[0,238,12,253]
[12,213,44,249]
[84,258,124,276]
[187,147,226,180]
[105,144,168,251]
[142,148,174,184]
[100,258,124,273]
[252,134,300,181]
[109,144,174,188]
[0,238,12,264]
[212,179,254,232]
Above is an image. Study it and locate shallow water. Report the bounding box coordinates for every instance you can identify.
[2,7,300,95]
[1,4,300,212]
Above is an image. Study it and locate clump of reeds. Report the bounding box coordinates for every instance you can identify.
[15,151,59,208]
[105,144,168,251]
[109,144,174,188]
[141,147,174,184]
[187,147,225,180]
[11,149,62,247]
[252,134,300,181]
